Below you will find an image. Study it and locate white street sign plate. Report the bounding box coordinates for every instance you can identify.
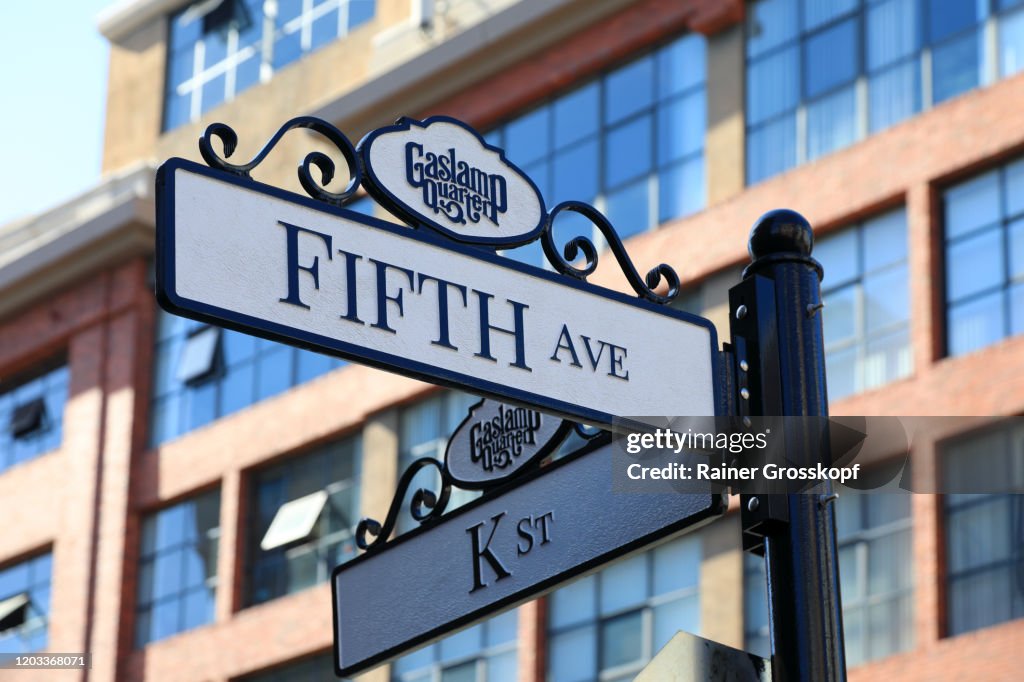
[331,438,725,676]
[155,160,720,425]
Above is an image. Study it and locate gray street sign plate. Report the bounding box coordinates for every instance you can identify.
[331,438,725,676]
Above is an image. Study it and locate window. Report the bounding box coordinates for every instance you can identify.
[246,437,361,606]
[136,491,220,646]
[817,209,912,399]
[489,33,707,267]
[944,423,1024,636]
[0,552,52,654]
[392,610,517,682]
[745,0,1024,184]
[396,391,479,533]
[239,653,342,681]
[743,490,913,665]
[0,360,69,473]
[150,310,345,445]
[944,159,1024,356]
[834,490,913,665]
[165,0,376,130]
[547,534,700,682]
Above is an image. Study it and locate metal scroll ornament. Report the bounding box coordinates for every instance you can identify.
[355,457,452,552]
[194,115,682,304]
[199,116,362,206]
[355,400,598,553]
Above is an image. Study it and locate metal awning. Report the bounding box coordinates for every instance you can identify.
[260,490,329,551]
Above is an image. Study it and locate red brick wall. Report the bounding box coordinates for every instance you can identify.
[0,259,150,681]
[424,0,744,130]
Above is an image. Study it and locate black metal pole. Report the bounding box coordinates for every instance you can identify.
[733,210,846,681]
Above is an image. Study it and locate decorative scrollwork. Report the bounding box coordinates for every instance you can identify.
[199,116,361,206]
[355,457,452,552]
[542,201,681,305]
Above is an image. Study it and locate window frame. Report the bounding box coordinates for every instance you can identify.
[546,535,701,682]
[149,309,347,446]
[391,611,518,682]
[135,490,222,648]
[942,158,1024,357]
[833,489,914,665]
[163,0,377,131]
[0,357,69,473]
[817,209,913,399]
[486,31,708,268]
[744,0,1024,184]
[245,436,362,607]
[0,551,52,654]
[941,421,1024,637]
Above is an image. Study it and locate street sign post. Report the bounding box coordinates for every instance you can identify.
[154,116,845,682]
[730,211,846,682]
[331,436,724,677]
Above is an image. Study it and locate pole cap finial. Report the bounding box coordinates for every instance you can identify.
[748,209,813,261]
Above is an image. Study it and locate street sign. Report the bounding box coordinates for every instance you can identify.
[155,158,720,426]
[331,437,724,677]
[155,116,846,682]
[359,116,547,246]
[443,398,569,488]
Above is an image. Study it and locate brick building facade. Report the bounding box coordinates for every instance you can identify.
[0,0,1022,680]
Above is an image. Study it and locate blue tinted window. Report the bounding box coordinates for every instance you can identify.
[804,18,859,98]
[0,552,52,654]
[164,1,377,130]
[548,535,700,681]
[868,0,920,70]
[393,611,517,682]
[488,32,706,257]
[0,361,69,474]
[869,60,921,132]
[552,140,599,204]
[802,0,858,30]
[818,210,912,400]
[505,107,550,167]
[246,437,360,606]
[150,310,345,446]
[746,0,1022,183]
[932,31,982,104]
[604,56,655,124]
[1000,5,1024,76]
[747,0,799,58]
[927,0,981,44]
[806,85,857,160]
[605,115,653,188]
[553,83,600,149]
[136,492,220,646]
[945,159,1024,356]
[944,425,1024,636]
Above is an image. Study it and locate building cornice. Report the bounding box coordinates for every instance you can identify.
[97,0,186,43]
[0,164,156,321]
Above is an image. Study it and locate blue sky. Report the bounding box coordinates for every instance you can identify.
[0,1,113,226]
